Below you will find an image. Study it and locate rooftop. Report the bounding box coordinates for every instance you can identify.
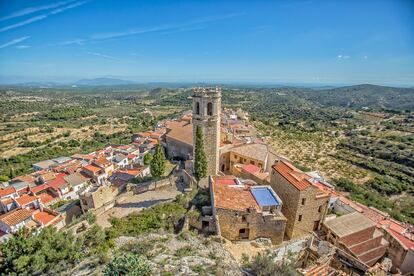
[0,208,32,226]
[242,164,262,175]
[230,143,268,162]
[165,120,193,146]
[0,186,16,198]
[15,194,37,206]
[64,172,88,187]
[33,159,57,169]
[83,164,102,174]
[250,187,280,207]
[33,211,58,226]
[273,160,312,191]
[324,212,376,238]
[212,181,259,212]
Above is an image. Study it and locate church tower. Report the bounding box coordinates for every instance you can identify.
[192,87,221,176]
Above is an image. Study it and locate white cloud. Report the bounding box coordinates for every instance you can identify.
[16,45,31,49]
[87,51,118,60]
[0,1,89,33]
[0,0,75,21]
[0,36,30,49]
[337,54,350,60]
[61,12,244,45]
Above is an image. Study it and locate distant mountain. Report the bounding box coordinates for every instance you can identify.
[11,81,63,88]
[74,78,136,86]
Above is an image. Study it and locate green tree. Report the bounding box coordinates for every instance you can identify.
[194,126,207,181]
[0,174,9,182]
[103,253,151,276]
[150,144,166,177]
[143,152,153,165]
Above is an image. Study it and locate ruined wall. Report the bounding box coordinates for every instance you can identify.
[216,207,286,245]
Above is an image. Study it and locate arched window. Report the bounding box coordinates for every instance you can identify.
[207,102,213,116]
[196,102,200,115]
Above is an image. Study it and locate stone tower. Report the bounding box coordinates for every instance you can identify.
[192,87,221,176]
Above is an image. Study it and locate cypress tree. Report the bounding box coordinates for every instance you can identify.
[150,144,166,177]
[194,126,208,181]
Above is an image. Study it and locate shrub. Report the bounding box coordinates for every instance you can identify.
[103,254,151,276]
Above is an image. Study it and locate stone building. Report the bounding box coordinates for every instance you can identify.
[270,160,330,239]
[322,212,389,266]
[210,176,286,245]
[79,185,117,212]
[192,87,221,176]
[164,120,193,160]
[220,142,279,174]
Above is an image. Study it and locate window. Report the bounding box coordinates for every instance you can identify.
[242,215,247,223]
[250,161,255,165]
[301,198,306,205]
[207,102,213,115]
[318,205,322,213]
[298,215,303,221]
[196,102,200,115]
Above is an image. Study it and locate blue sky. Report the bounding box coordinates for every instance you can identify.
[0,0,413,85]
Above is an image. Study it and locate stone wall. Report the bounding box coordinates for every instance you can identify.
[165,136,192,160]
[270,170,329,239]
[127,176,174,194]
[216,207,286,245]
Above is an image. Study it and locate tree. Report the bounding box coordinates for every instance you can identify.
[143,152,153,165]
[194,126,207,181]
[0,175,9,182]
[150,144,166,177]
[103,253,151,276]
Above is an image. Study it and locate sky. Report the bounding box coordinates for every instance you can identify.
[0,0,413,86]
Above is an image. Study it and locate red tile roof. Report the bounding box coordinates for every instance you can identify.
[34,211,58,226]
[213,175,237,185]
[388,229,414,250]
[47,176,67,190]
[127,154,137,159]
[272,160,311,190]
[0,208,32,226]
[38,193,57,205]
[94,156,111,167]
[83,164,102,174]
[242,164,261,175]
[212,182,259,212]
[31,183,50,194]
[0,186,16,198]
[15,194,37,206]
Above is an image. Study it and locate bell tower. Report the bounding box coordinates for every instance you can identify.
[192,87,221,176]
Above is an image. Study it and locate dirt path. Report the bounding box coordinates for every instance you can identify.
[96,185,182,228]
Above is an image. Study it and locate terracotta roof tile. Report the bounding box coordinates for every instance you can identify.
[38,193,57,205]
[0,208,32,226]
[272,160,311,190]
[15,194,37,206]
[213,182,259,212]
[34,211,58,226]
[83,164,102,174]
[31,183,50,194]
[165,120,193,146]
[242,164,261,175]
[0,186,16,198]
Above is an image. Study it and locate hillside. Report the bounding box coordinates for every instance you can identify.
[298,84,414,111]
